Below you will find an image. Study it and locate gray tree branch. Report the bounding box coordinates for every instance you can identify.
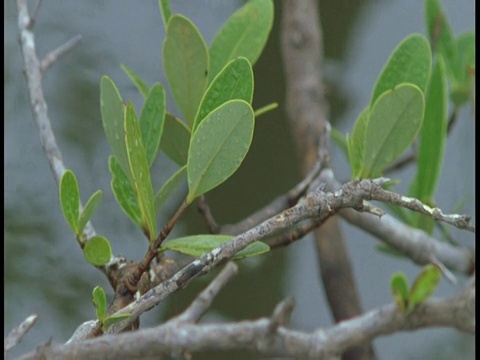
[19,281,474,360]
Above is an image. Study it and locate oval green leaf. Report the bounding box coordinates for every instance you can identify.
[121,64,150,98]
[160,113,191,166]
[109,156,143,227]
[83,235,112,266]
[209,0,274,82]
[140,83,166,167]
[155,165,187,214]
[160,234,270,259]
[408,264,441,312]
[125,102,157,241]
[92,286,107,322]
[390,272,409,311]
[78,190,103,236]
[163,14,209,126]
[361,84,425,178]
[187,100,254,203]
[193,57,254,133]
[100,76,131,182]
[60,169,80,234]
[371,34,431,107]
[102,314,132,332]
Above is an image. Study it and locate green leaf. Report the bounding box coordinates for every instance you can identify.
[100,76,131,182]
[408,264,441,313]
[390,272,409,311]
[78,190,103,236]
[120,64,150,98]
[209,0,274,82]
[371,34,431,107]
[163,14,209,126]
[83,235,112,266]
[92,286,107,322]
[159,0,172,30]
[140,83,166,166]
[187,100,254,203]
[125,102,157,241]
[361,84,425,178]
[60,170,80,234]
[193,57,254,133]
[109,156,143,227]
[160,234,270,259]
[409,57,447,234]
[425,0,458,82]
[348,107,369,178]
[159,113,191,166]
[102,314,132,332]
[155,165,187,214]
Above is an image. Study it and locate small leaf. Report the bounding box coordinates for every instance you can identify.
[154,165,187,214]
[159,113,191,166]
[371,34,431,107]
[92,286,107,322]
[209,0,274,81]
[455,32,475,85]
[121,64,150,98]
[60,170,80,234]
[348,107,369,178]
[102,314,132,332]
[408,264,441,313]
[109,156,143,227]
[361,84,425,178]
[187,100,254,203]
[125,102,157,241]
[409,57,447,234]
[100,76,131,182]
[160,234,270,259]
[78,190,103,236]
[83,235,112,266]
[390,272,409,311]
[158,0,172,30]
[163,15,209,126]
[194,57,254,133]
[140,83,166,166]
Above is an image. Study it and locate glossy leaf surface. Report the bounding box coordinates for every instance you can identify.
[160,234,270,259]
[163,15,209,125]
[209,0,274,81]
[371,34,431,107]
[140,83,166,166]
[83,235,112,266]
[60,170,80,234]
[361,84,424,178]
[159,113,191,166]
[187,100,254,203]
[109,156,142,227]
[78,190,103,236]
[125,102,157,241]
[194,57,254,133]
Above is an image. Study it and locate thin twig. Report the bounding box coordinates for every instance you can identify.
[197,195,220,233]
[41,35,82,73]
[4,314,38,353]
